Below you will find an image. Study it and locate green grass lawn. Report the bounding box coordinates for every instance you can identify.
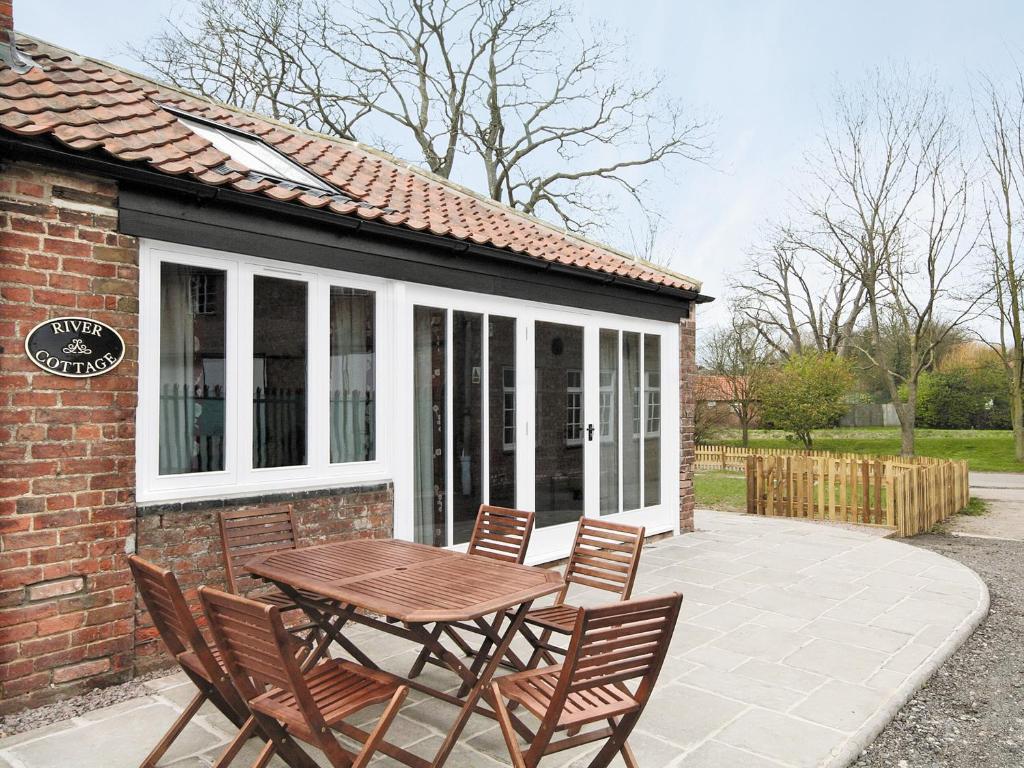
[711,427,1022,473]
[694,471,747,511]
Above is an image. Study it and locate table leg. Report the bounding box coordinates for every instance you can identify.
[406,623,445,679]
[276,585,379,671]
[429,601,534,768]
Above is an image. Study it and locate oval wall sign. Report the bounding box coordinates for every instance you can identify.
[25,316,126,378]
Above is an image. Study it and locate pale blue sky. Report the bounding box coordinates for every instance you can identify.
[17,1,1024,329]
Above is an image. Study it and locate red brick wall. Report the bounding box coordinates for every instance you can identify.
[133,484,393,671]
[0,161,139,713]
[679,310,696,533]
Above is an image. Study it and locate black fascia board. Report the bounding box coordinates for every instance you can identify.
[1,135,714,319]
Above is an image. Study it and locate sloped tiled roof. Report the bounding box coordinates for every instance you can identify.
[0,34,702,294]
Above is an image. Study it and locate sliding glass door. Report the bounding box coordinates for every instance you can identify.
[402,288,677,559]
[534,321,586,528]
[412,304,518,547]
[596,329,663,518]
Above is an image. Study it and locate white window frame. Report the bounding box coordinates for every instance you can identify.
[565,368,584,446]
[598,368,616,444]
[501,366,516,451]
[137,239,393,504]
[645,369,661,437]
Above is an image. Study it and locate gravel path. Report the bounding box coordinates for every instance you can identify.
[854,533,1024,768]
[0,669,165,738]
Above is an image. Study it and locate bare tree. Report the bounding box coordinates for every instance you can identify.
[700,314,774,446]
[732,225,866,358]
[808,70,981,455]
[622,209,683,268]
[136,0,709,234]
[975,71,1024,462]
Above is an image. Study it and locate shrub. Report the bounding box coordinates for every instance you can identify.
[916,360,1010,429]
[759,352,854,448]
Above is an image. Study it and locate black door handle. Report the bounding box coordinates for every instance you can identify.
[587,424,595,441]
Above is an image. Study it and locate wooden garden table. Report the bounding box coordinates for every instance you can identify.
[245,538,564,768]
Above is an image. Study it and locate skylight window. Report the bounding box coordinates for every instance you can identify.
[176,114,332,192]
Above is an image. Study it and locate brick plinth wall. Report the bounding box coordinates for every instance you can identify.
[679,309,696,533]
[0,162,139,713]
[133,484,393,672]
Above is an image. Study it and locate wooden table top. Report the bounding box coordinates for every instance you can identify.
[245,538,564,623]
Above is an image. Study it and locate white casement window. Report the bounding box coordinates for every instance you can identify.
[189,272,218,315]
[599,369,615,443]
[502,366,516,451]
[645,369,661,436]
[631,385,643,438]
[137,240,391,503]
[565,368,583,445]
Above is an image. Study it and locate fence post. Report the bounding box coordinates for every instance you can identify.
[746,455,755,514]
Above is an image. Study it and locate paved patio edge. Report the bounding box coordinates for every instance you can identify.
[825,557,991,768]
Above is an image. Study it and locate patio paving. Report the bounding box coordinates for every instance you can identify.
[0,510,988,768]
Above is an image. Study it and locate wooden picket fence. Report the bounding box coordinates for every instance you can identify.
[695,445,970,537]
[695,444,953,473]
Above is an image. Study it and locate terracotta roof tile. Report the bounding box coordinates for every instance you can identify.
[0,34,701,294]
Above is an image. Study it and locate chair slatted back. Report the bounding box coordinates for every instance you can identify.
[199,587,308,700]
[220,507,299,595]
[129,555,205,661]
[562,594,682,702]
[560,517,645,602]
[468,505,535,564]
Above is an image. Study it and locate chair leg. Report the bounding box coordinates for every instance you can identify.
[210,716,258,768]
[619,738,639,768]
[139,687,207,768]
[250,739,279,768]
[584,714,641,768]
[491,684,529,768]
[248,712,322,768]
[351,686,408,768]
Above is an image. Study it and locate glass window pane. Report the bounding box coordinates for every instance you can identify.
[488,316,516,508]
[414,307,446,546]
[178,116,329,190]
[453,311,483,544]
[252,276,307,468]
[622,331,642,511]
[159,263,226,474]
[599,330,619,515]
[535,322,584,528]
[644,334,662,506]
[329,287,375,463]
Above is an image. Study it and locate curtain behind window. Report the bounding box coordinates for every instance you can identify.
[329,288,375,463]
[159,264,225,474]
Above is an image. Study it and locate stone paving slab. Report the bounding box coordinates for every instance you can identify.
[0,510,989,768]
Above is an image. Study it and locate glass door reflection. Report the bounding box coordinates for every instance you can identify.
[534,321,585,528]
[413,307,516,547]
[452,311,483,545]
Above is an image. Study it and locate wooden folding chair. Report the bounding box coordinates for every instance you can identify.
[199,586,409,768]
[128,556,251,768]
[491,593,683,768]
[518,517,645,668]
[467,505,536,564]
[407,505,535,681]
[219,507,321,640]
